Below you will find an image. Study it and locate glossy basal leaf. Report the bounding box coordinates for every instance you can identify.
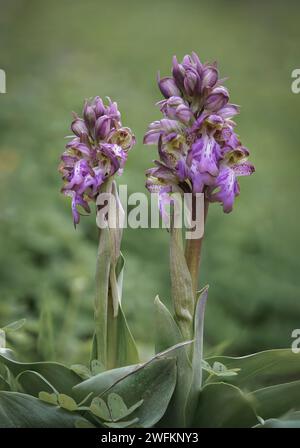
[107,393,128,420]
[0,351,81,396]
[105,418,139,428]
[255,411,300,428]
[90,397,110,420]
[192,382,258,428]
[17,370,57,397]
[0,374,10,391]
[73,358,177,428]
[205,349,300,391]
[0,391,89,428]
[70,364,91,380]
[75,419,97,428]
[0,348,15,361]
[57,393,78,411]
[73,364,139,402]
[2,319,26,333]
[251,380,300,420]
[39,391,59,405]
[154,296,192,428]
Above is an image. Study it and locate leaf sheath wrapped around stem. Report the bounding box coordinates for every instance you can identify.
[93,180,138,370]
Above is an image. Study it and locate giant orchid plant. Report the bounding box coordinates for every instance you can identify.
[0,53,299,429]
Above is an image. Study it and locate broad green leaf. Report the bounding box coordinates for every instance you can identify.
[119,399,144,420]
[39,391,58,405]
[91,359,105,375]
[5,368,19,392]
[17,370,57,397]
[251,379,300,420]
[70,364,91,380]
[192,382,258,428]
[0,391,88,428]
[212,361,240,376]
[0,351,81,396]
[0,348,15,360]
[206,349,300,390]
[90,395,143,423]
[57,393,78,411]
[90,397,110,420]
[73,358,177,428]
[105,418,139,428]
[202,360,240,378]
[154,296,192,428]
[2,319,26,333]
[73,364,139,402]
[255,411,300,428]
[107,393,128,420]
[75,419,97,428]
[0,374,10,391]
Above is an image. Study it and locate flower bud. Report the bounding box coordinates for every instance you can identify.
[83,102,96,129]
[205,86,229,112]
[95,115,111,141]
[158,75,181,98]
[176,104,193,124]
[71,118,88,137]
[93,96,105,117]
[183,69,199,96]
[201,65,218,91]
[172,55,185,88]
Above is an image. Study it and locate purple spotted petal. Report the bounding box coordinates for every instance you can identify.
[205,86,229,112]
[71,118,88,137]
[158,75,181,98]
[188,135,220,177]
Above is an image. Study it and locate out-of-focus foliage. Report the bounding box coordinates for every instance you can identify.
[0,0,300,363]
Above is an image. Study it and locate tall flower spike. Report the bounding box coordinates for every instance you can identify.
[144,52,255,213]
[59,97,135,226]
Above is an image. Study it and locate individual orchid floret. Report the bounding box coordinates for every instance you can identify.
[144,51,254,214]
[59,96,135,226]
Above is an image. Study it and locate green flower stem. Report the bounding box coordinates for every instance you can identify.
[94,178,114,369]
[93,179,138,370]
[94,225,111,369]
[185,197,209,298]
[170,223,194,342]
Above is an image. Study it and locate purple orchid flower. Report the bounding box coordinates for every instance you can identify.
[144,51,255,213]
[59,97,135,226]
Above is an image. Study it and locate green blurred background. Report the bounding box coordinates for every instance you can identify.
[0,0,300,363]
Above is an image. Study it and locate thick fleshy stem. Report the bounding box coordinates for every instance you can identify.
[93,180,138,370]
[184,196,209,298]
[94,179,113,369]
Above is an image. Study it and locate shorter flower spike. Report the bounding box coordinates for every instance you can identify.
[59,97,135,226]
